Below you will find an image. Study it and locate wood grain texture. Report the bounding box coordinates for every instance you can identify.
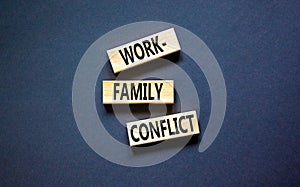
[127,111,199,146]
[102,80,174,104]
[107,28,181,73]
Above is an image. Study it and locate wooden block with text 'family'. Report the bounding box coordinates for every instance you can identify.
[127,111,199,146]
[107,28,181,73]
[102,80,174,104]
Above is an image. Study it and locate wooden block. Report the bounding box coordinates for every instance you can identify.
[127,111,199,146]
[102,80,174,104]
[107,28,181,73]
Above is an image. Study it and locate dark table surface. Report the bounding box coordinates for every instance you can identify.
[1,1,299,186]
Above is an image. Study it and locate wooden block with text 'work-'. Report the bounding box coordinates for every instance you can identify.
[107,28,181,73]
[127,111,199,146]
[102,80,174,104]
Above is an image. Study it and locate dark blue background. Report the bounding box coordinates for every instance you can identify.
[1,1,299,186]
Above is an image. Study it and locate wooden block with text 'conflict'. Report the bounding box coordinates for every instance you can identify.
[102,80,174,104]
[107,28,181,73]
[127,111,199,146]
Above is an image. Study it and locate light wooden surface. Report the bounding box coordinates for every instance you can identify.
[107,28,181,73]
[102,80,174,104]
[127,111,199,146]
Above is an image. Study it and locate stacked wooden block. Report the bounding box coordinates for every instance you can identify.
[103,28,200,146]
